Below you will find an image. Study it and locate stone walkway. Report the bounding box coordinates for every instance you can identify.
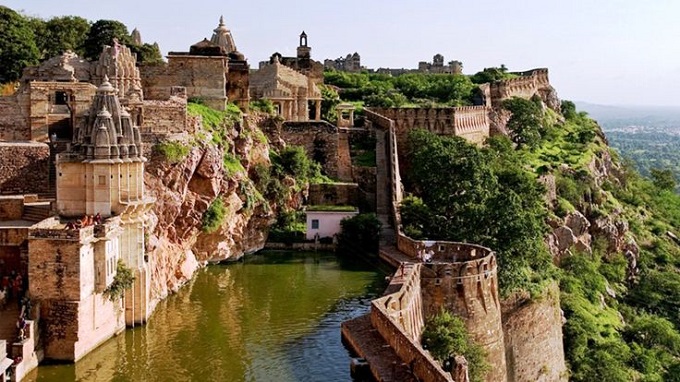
[342,314,417,382]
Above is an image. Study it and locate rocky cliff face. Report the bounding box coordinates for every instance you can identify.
[143,115,274,305]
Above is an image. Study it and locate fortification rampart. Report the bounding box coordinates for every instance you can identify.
[489,68,551,107]
[370,263,454,382]
[501,283,567,382]
[368,106,490,148]
[365,109,402,222]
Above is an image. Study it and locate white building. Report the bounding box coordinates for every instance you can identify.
[305,207,358,240]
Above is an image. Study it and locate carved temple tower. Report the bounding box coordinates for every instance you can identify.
[28,76,154,361]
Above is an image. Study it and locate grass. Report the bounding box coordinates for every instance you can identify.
[188,102,242,146]
[306,205,357,212]
[154,141,190,163]
[223,153,245,176]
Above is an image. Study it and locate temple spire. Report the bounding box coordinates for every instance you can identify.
[210,16,237,53]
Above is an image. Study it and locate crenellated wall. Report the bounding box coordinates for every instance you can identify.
[488,68,551,107]
[368,106,490,148]
[370,263,454,382]
[398,236,507,382]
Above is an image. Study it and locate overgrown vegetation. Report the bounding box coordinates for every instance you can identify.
[188,101,242,146]
[337,213,382,253]
[104,260,135,301]
[324,70,476,107]
[249,98,276,115]
[401,129,555,296]
[202,198,227,233]
[523,101,680,381]
[154,141,190,163]
[421,309,489,382]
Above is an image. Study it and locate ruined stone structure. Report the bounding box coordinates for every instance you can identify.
[262,120,353,182]
[418,54,463,75]
[140,16,250,111]
[374,54,463,76]
[477,68,558,109]
[260,32,325,85]
[324,52,362,72]
[249,58,322,122]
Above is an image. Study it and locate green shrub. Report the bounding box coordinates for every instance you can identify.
[421,309,489,382]
[154,141,190,164]
[202,198,226,233]
[249,98,276,115]
[104,260,135,301]
[337,213,382,253]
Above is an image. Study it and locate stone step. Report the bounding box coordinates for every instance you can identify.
[22,205,51,222]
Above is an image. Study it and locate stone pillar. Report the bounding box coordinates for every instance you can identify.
[315,100,321,121]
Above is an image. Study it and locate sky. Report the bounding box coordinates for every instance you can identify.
[3,0,680,107]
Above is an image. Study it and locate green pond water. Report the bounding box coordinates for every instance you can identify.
[26,251,386,382]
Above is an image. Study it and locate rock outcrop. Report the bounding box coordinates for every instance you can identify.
[143,114,274,305]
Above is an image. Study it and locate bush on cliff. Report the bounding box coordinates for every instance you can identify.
[202,198,226,233]
[421,309,489,382]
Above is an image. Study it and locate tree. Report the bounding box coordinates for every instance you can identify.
[83,19,130,60]
[337,213,382,253]
[129,42,163,64]
[421,309,489,382]
[0,6,40,83]
[561,100,578,120]
[35,16,91,58]
[319,84,340,122]
[502,97,544,148]
[470,65,514,84]
[650,168,676,191]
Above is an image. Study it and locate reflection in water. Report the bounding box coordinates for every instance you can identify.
[26,251,385,382]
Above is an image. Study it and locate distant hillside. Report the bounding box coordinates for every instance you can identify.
[576,102,680,131]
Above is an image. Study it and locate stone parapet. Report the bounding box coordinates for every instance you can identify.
[370,264,454,382]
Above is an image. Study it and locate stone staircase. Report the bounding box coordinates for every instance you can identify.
[22,203,51,223]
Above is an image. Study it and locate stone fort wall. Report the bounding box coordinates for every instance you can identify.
[263,120,353,182]
[368,106,490,148]
[140,58,228,111]
[398,236,507,382]
[488,68,550,107]
[501,283,567,382]
[141,97,189,137]
[0,142,49,195]
[370,263,454,382]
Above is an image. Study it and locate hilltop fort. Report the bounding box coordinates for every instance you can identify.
[0,14,569,382]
